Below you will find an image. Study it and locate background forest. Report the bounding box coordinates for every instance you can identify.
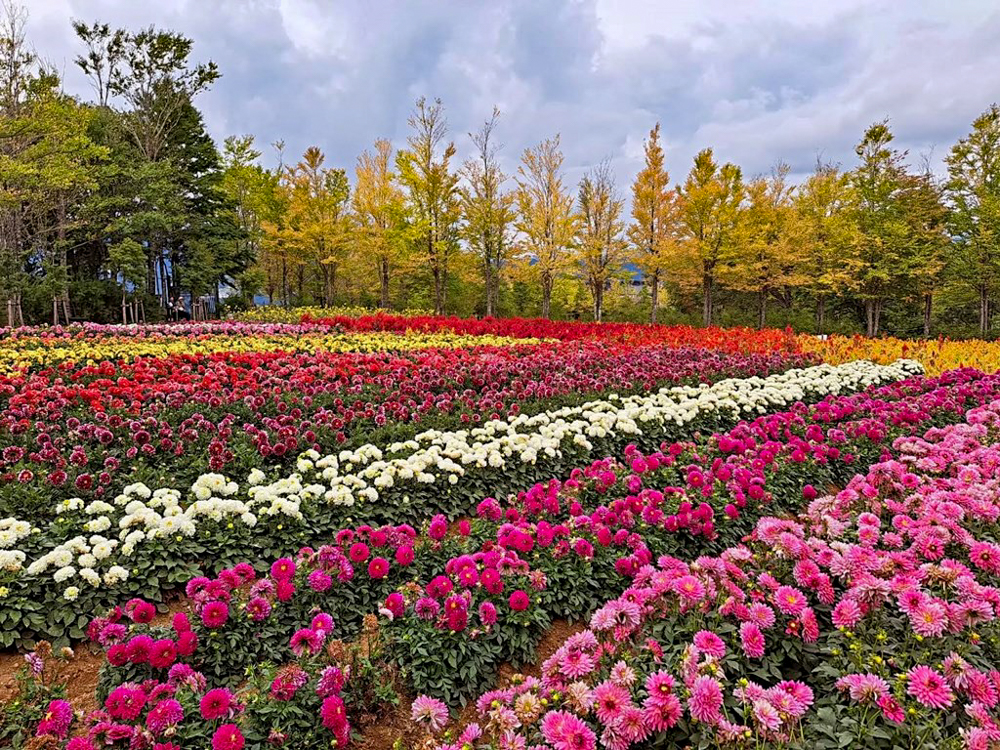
[2,4,999,337]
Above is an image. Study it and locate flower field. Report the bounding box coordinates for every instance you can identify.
[3,316,1000,750]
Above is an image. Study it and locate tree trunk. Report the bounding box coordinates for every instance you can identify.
[757,291,766,329]
[56,197,70,325]
[593,283,603,323]
[483,258,493,318]
[541,272,552,320]
[980,284,990,336]
[281,257,288,308]
[815,296,825,334]
[432,266,444,315]
[864,298,883,337]
[923,292,932,338]
[702,268,713,327]
[379,258,390,309]
[649,270,659,324]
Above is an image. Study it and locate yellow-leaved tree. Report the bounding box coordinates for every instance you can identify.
[396,97,461,315]
[675,148,743,326]
[627,123,679,322]
[281,146,351,306]
[577,159,627,322]
[514,135,578,319]
[460,108,514,317]
[790,161,860,332]
[353,138,408,309]
[720,163,803,328]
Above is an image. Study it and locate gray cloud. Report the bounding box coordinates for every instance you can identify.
[23,0,1000,194]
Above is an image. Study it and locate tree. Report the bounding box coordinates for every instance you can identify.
[627,123,677,322]
[514,135,577,319]
[675,148,743,326]
[102,26,219,164]
[220,134,279,305]
[850,120,911,337]
[790,161,859,332]
[106,237,146,322]
[396,97,460,315]
[946,104,1000,335]
[899,164,949,336]
[71,20,126,108]
[577,159,626,322]
[354,138,407,309]
[460,108,514,317]
[280,146,350,306]
[0,2,105,325]
[74,21,220,309]
[721,163,802,329]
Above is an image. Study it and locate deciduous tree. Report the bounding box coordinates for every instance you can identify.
[627,123,678,322]
[790,162,859,332]
[850,120,911,337]
[946,104,1000,335]
[676,148,743,326]
[396,97,460,315]
[460,108,513,317]
[514,135,577,319]
[721,163,802,328]
[577,159,627,322]
[354,138,407,309]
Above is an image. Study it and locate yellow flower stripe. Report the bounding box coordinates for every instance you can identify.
[798,334,1000,376]
[0,331,539,375]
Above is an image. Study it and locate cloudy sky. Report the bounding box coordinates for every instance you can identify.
[23,0,1000,190]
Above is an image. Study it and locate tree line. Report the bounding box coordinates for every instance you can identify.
[1,5,999,336]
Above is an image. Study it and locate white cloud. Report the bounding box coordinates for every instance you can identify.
[20,0,1000,194]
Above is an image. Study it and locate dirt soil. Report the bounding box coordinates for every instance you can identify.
[355,618,585,750]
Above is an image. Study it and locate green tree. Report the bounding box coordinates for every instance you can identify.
[0,3,106,324]
[220,134,279,305]
[74,21,221,309]
[850,120,912,337]
[791,161,859,332]
[899,164,949,336]
[946,104,1000,335]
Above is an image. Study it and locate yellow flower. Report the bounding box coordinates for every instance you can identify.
[0,329,545,375]
[798,333,1000,377]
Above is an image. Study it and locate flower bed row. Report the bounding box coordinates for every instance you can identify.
[20,366,1000,750]
[0,359,918,649]
[0,344,806,517]
[0,323,537,375]
[301,313,803,351]
[417,396,1000,750]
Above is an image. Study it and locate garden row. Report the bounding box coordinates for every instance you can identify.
[12,364,1000,748]
[0,359,914,647]
[420,396,1000,749]
[228,306,1000,378]
[0,342,807,516]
